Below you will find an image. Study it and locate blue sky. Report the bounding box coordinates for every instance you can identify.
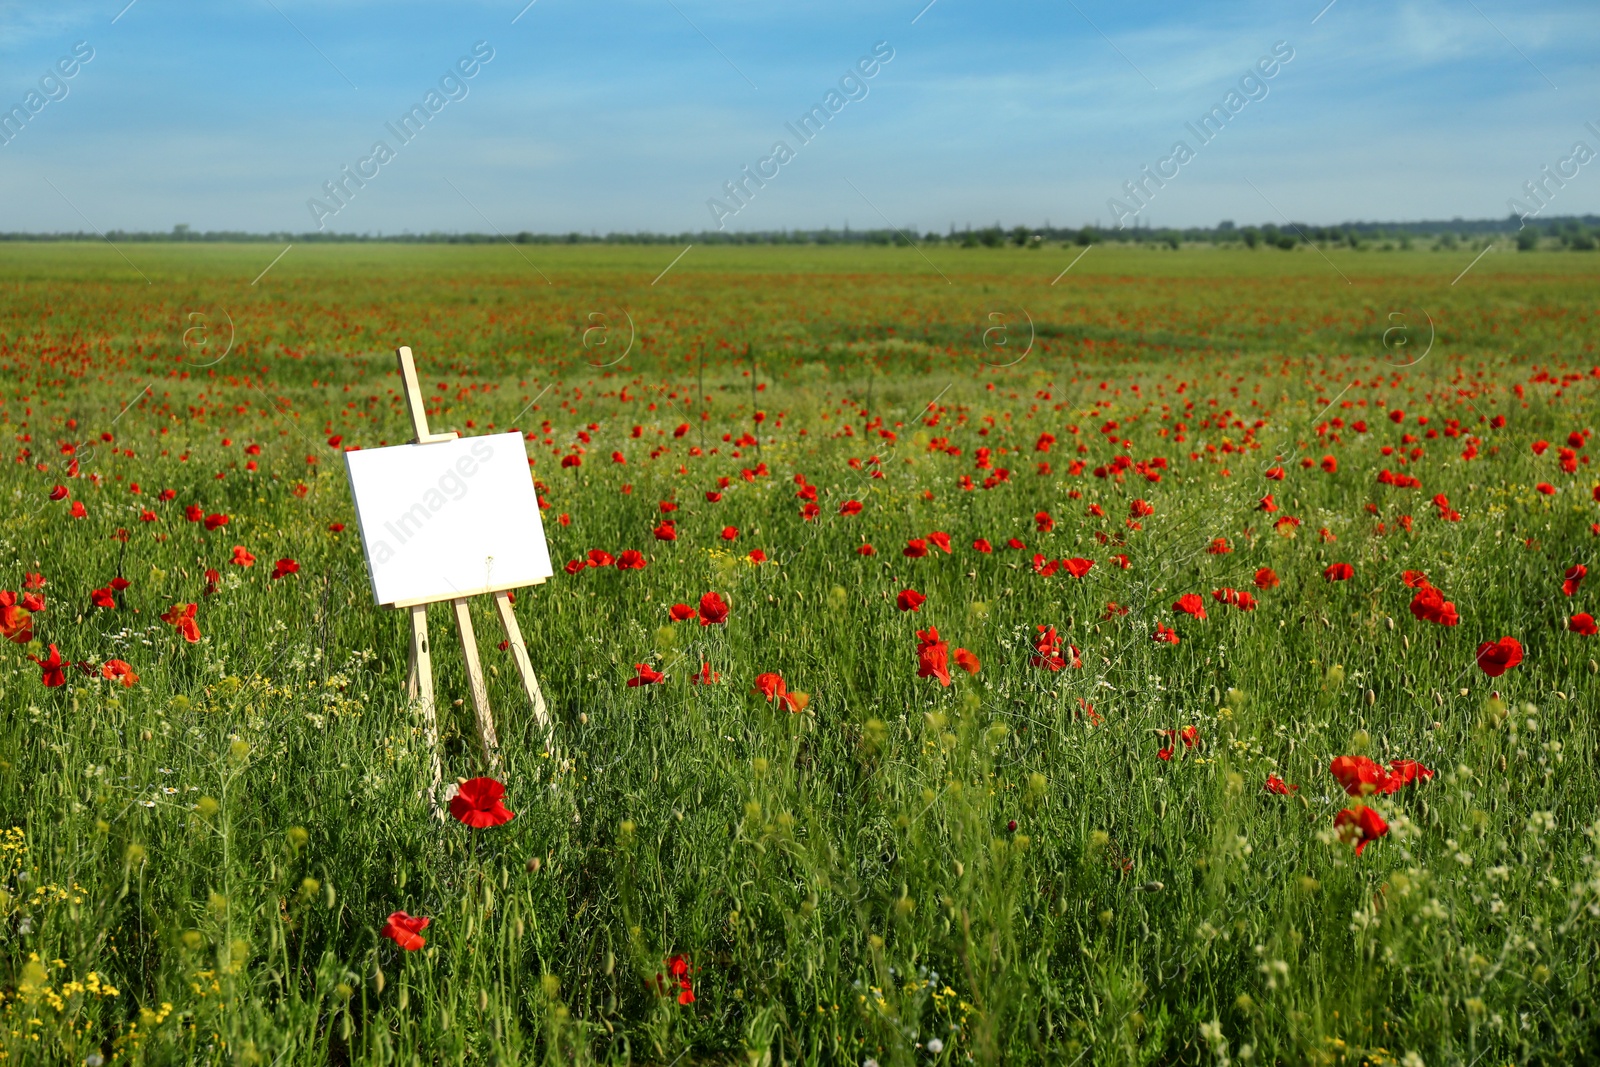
[0,0,1596,233]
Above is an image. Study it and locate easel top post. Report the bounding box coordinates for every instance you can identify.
[397,346,461,445]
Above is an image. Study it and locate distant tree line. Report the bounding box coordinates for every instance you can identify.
[2,215,1597,248]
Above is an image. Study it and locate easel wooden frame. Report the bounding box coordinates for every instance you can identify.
[388,345,555,813]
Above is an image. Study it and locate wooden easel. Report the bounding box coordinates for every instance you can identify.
[392,346,556,814]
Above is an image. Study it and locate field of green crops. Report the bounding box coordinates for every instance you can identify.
[2,240,1599,1065]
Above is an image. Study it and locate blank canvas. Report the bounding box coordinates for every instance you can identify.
[344,431,553,607]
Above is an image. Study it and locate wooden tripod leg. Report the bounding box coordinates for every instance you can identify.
[408,605,444,815]
[451,597,502,771]
[493,592,554,752]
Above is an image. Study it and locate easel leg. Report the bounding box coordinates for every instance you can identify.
[452,597,502,771]
[408,605,444,815]
[493,592,555,755]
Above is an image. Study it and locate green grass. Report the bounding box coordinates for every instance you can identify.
[2,242,1599,1065]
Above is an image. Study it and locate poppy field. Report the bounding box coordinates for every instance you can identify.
[3,239,1600,1065]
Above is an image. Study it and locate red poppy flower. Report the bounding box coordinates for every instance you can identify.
[140,509,158,523]
[1536,482,1556,495]
[564,559,585,575]
[627,663,666,687]
[448,777,515,828]
[185,504,204,522]
[203,569,221,596]
[1173,594,1207,620]
[669,603,696,622]
[748,548,768,563]
[752,671,806,711]
[1264,466,1285,480]
[1475,637,1523,677]
[972,539,993,553]
[329,522,346,532]
[705,491,722,503]
[1153,622,1180,645]
[1323,563,1354,582]
[927,531,952,554]
[20,592,43,613]
[204,513,230,531]
[587,549,615,568]
[1158,746,1173,762]
[1253,567,1279,590]
[70,501,87,518]
[230,546,255,566]
[91,587,116,610]
[856,543,876,556]
[953,648,980,674]
[654,522,678,541]
[1035,511,1055,532]
[839,500,863,516]
[896,589,926,612]
[690,662,721,685]
[49,485,69,502]
[616,550,647,570]
[1062,557,1094,579]
[1257,494,1278,512]
[1563,564,1587,597]
[271,558,300,580]
[800,503,821,521]
[903,539,928,558]
[1263,774,1298,795]
[23,573,45,591]
[1129,499,1154,518]
[381,911,430,951]
[698,591,729,625]
[1401,570,1430,588]
[1330,755,1388,797]
[1409,586,1460,627]
[1386,759,1434,789]
[1571,612,1598,635]
[101,659,139,688]
[31,644,66,688]
[1030,625,1079,670]
[720,526,739,541]
[1334,806,1388,855]
[915,627,951,686]
[160,603,201,643]
[1006,538,1026,550]
[1180,726,1199,748]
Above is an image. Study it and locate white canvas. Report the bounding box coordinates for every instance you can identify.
[344,431,553,607]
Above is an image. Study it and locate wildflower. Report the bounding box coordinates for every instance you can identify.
[896,589,927,612]
[915,627,951,686]
[1475,637,1523,677]
[91,586,117,609]
[1,592,34,644]
[654,521,677,541]
[1323,562,1354,582]
[271,558,300,580]
[972,538,993,553]
[102,659,139,688]
[1062,557,1093,579]
[586,549,615,568]
[204,513,230,531]
[1330,755,1389,797]
[903,538,928,558]
[753,671,807,711]
[32,644,66,687]
[1253,567,1279,590]
[627,663,666,687]
[1334,806,1388,855]
[953,648,980,674]
[669,603,696,622]
[1264,774,1298,795]
[927,531,952,553]
[448,777,515,828]
[616,550,648,570]
[839,500,863,516]
[690,662,720,685]
[230,546,255,566]
[1409,586,1460,626]
[856,543,877,556]
[381,911,429,951]
[1562,564,1587,597]
[748,548,768,563]
[1030,625,1079,670]
[1571,612,1598,635]
[698,591,729,625]
[161,603,201,642]
[1152,622,1180,645]
[1173,594,1206,620]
